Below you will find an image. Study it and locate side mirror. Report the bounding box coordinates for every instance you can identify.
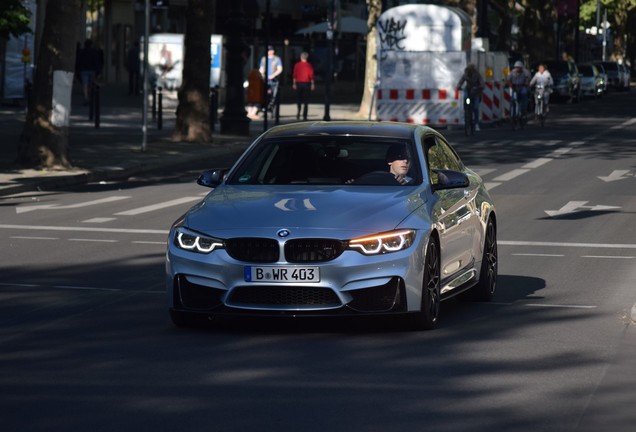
[431,169,469,191]
[196,169,225,188]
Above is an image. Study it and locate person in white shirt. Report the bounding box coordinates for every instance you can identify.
[529,63,554,112]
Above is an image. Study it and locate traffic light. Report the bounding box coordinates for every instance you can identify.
[22,47,31,64]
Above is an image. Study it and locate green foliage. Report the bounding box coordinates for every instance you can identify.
[0,0,32,39]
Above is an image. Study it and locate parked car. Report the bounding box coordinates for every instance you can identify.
[577,63,603,98]
[543,60,581,103]
[166,121,498,330]
[592,62,608,94]
[598,61,622,90]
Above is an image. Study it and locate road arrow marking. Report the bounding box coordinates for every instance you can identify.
[598,170,632,182]
[545,201,621,217]
[16,196,131,214]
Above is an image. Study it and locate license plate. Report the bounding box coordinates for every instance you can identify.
[244,266,320,282]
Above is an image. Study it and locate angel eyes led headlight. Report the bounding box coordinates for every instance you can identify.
[348,230,415,255]
[174,228,224,254]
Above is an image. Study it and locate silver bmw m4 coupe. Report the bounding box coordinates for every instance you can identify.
[166,121,497,330]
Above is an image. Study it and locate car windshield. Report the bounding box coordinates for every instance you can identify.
[578,65,593,76]
[227,137,421,186]
[601,62,618,71]
[545,62,569,76]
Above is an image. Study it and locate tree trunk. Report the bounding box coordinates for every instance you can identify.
[356,0,382,119]
[173,0,212,142]
[16,0,83,168]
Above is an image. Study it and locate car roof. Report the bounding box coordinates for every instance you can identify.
[257,121,436,141]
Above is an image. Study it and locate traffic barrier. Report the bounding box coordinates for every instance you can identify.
[376,87,462,126]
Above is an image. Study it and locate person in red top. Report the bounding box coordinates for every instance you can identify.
[292,51,315,120]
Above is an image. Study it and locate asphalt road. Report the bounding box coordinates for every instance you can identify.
[1,90,635,431]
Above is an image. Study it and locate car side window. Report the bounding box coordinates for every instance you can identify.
[424,136,463,185]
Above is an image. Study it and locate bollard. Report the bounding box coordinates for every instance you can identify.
[209,86,219,132]
[157,86,163,130]
[152,85,157,120]
[94,82,100,128]
[274,88,280,125]
[88,83,94,121]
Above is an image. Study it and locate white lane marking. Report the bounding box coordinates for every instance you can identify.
[68,238,118,243]
[581,255,634,259]
[485,182,501,191]
[548,147,573,157]
[569,141,586,146]
[499,240,636,249]
[0,224,168,235]
[54,285,121,291]
[9,236,59,240]
[610,118,636,129]
[522,158,552,169]
[114,196,201,216]
[82,217,117,223]
[526,303,597,309]
[16,196,131,214]
[544,140,563,146]
[0,282,39,287]
[493,169,530,181]
[0,282,164,294]
[511,253,565,257]
[473,168,497,176]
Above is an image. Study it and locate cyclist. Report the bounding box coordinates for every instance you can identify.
[508,60,531,116]
[529,63,554,113]
[456,64,485,132]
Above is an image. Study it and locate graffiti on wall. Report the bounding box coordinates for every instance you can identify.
[378,18,407,50]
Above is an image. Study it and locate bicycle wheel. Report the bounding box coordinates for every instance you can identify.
[464,106,472,136]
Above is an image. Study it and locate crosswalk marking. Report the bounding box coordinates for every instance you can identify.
[493,168,530,181]
[83,217,117,223]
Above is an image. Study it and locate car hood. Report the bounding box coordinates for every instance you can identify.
[183,185,427,236]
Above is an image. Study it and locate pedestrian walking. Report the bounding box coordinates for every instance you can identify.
[246,68,264,119]
[259,45,283,113]
[292,51,315,120]
[126,41,141,95]
[76,39,103,105]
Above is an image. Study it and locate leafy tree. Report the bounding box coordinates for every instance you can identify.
[17,1,83,168]
[0,0,32,39]
[580,0,636,59]
[173,0,212,142]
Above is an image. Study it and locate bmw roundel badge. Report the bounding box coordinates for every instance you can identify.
[277,229,290,238]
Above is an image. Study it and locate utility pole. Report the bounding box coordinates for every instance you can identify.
[142,0,149,152]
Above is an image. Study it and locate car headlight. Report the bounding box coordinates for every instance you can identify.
[174,227,224,254]
[348,229,415,255]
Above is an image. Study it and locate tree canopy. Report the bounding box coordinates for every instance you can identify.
[0,0,32,39]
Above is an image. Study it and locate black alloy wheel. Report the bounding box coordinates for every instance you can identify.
[473,218,498,301]
[410,237,441,330]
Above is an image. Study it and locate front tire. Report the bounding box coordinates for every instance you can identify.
[473,218,498,301]
[408,237,441,330]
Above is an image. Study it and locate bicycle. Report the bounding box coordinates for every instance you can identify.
[534,84,548,127]
[509,86,526,130]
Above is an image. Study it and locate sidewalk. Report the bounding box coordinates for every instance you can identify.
[0,82,362,197]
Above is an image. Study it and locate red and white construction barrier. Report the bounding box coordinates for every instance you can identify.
[376,87,462,126]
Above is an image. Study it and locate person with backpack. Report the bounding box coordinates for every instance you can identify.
[456,64,485,131]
